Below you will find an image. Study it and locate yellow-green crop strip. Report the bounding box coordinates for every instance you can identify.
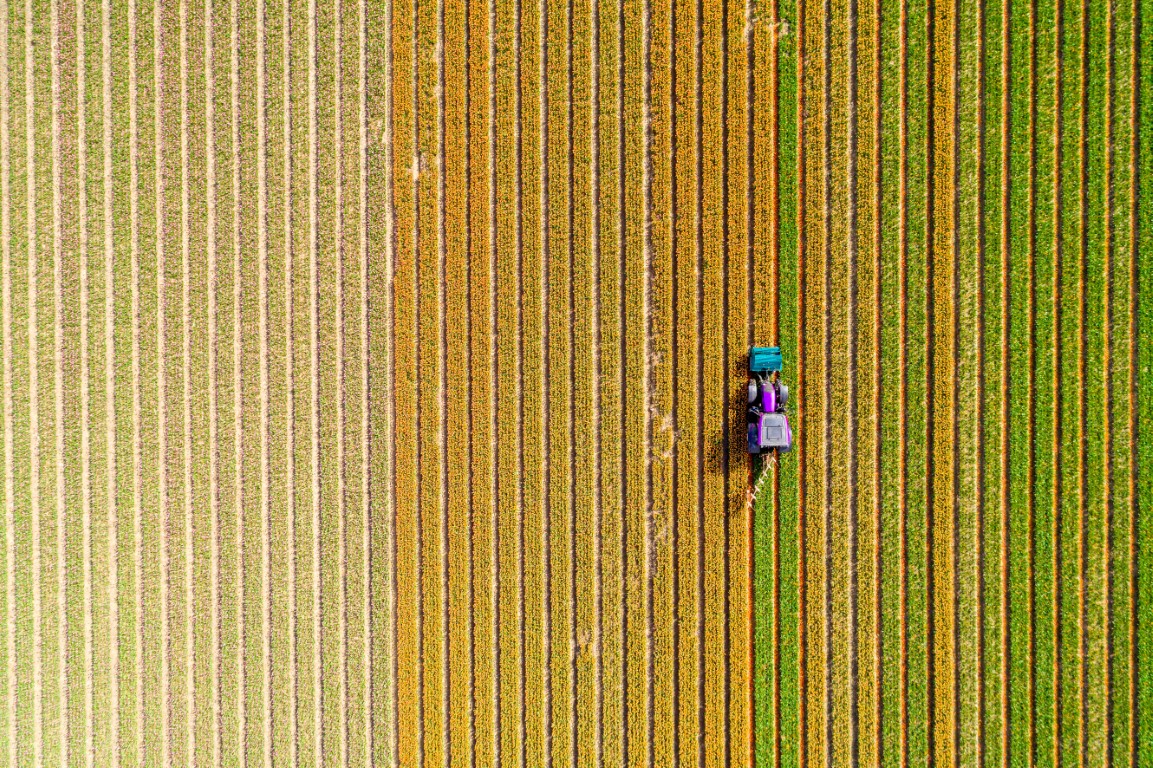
[0,0,1146,764]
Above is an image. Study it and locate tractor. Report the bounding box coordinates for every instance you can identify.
[747,346,792,455]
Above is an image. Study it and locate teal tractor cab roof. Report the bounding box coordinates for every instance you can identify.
[749,346,782,374]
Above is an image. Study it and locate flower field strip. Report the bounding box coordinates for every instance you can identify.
[444,0,473,758]
[750,0,1152,763]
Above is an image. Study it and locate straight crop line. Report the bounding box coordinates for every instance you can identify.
[871,0,883,758]
[463,0,477,756]
[1050,0,1064,760]
[538,0,554,757]
[462,0,477,757]
[871,0,880,751]
[435,0,452,753]
[412,0,426,755]
[820,0,833,757]
[50,0,69,756]
[564,0,577,751]
[358,0,372,761]
[487,0,499,752]
[383,0,399,752]
[1,0,11,758]
[77,0,94,760]
[332,3,350,764]
[949,0,962,756]
[1026,0,1039,755]
[230,0,248,755]
[973,0,986,758]
[847,0,861,757]
[1101,0,1114,754]
[998,0,1011,759]
[256,0,273,760]
[204,0,223,762]
[128,0,143,756]
[101,0,122,756]
[1125,0,1138,758]
[795,0,807,759]
[925,0,938,753]
[640,0,656,756]
[179,0,196,761]
[1076,1,1088,759]
[539,0,553,759]
[687,0,709,762]
[588,0,604,755]
[307,0,323,757]
[514,0,528,753]
[896,0,908,759]
[668,0,681,760]
[769,0,786,755]
[563,0,577,752]
[745,0,757,749]
[280,0,298,762]
[154,0,171,756]
[640,0,656,754]
[926,0,941,750]
[26,0,41,757]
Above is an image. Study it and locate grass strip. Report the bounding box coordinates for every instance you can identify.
[1005,0,1035,755]
[903,0,930,757]
[750,0,780,755]
[978,0,1008,758]
[954,0,982,758]
[1106,0,1137,759]
[772,0,799,761]
[799,0,826,758]
[1055,0,1084,760]
[1082,0,1109,758]
[876,0,905,759]
[1031,0,1059,759]
[1136,0,1153,758]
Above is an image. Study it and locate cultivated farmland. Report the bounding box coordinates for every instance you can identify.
[0,0,1149,765]
[755,0,1153,766]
